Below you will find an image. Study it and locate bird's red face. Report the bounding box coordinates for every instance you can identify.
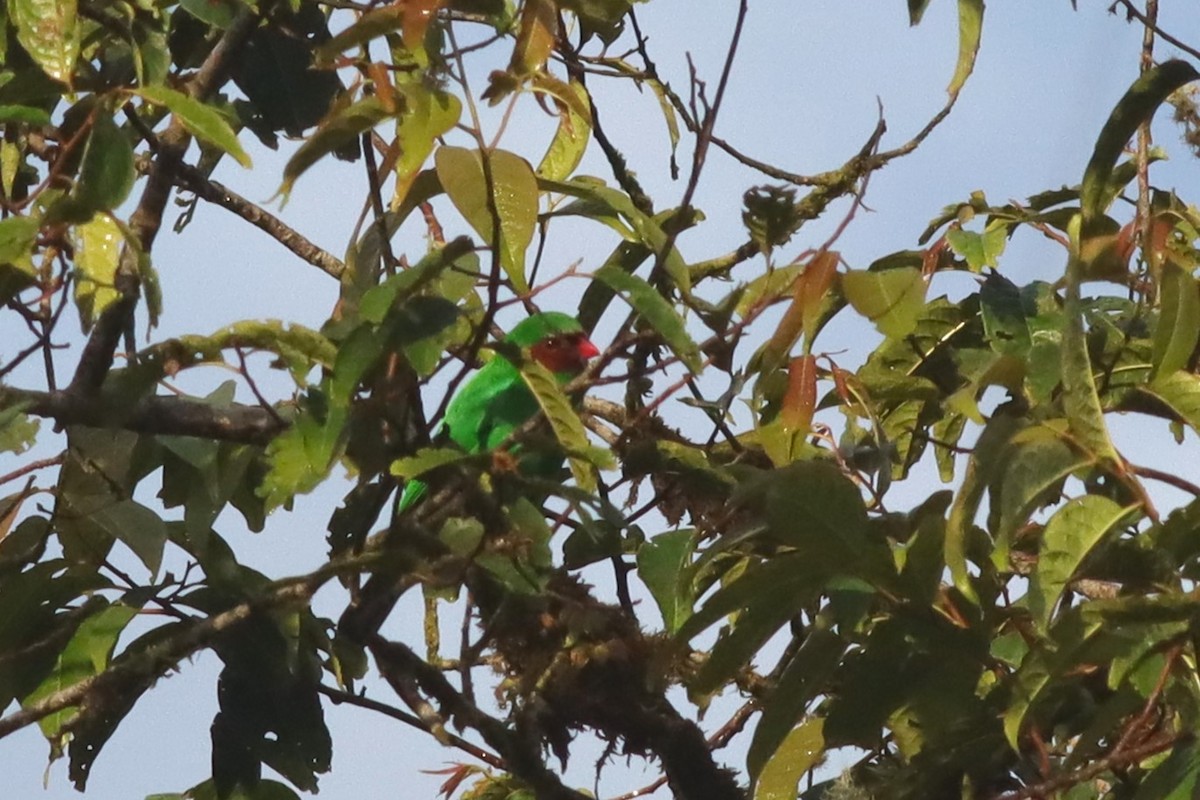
[530,332,600,374]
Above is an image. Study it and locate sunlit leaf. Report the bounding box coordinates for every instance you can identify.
[948,0,984,99]
[753,718,824,800]
[1027,496,1131,631]
[519,360,609,492]
[71,215,124,331]
[842,267,926,339]
[436,146,538,292]
[10,0,80,84]
[394,88,461,206]
[536,77,591,181]
[137,85,251,168]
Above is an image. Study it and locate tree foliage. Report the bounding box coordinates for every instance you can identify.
[2,1,1200,799]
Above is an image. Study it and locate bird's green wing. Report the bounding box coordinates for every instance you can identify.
[398,359,537,512]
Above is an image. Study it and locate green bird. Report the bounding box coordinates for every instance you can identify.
[398,311,600,512]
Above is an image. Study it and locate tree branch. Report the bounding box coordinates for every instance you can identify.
[173,162,346,280]
[1,386,284,445]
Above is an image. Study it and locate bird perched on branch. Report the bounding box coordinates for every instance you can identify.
[398,311,600,511]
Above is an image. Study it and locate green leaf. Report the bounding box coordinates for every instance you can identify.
[841,267,926,339]
[907,0,933,25]
[390,447,470,480]
[72,114,135,215]
[0,104,51,125]
[435,146,538,293]
[945,220,1006,271]
[1027,496,1131,631]
[179,0,240,28]
[1080,60,1200,223]
[948,0,984,99]
[0,404,39,454]
[537,77,591,182]
[1133,740,1200,799]
[1137,370,1200,433]
[1063,215,1121,464]
[945,411,1024,604]
[992,427,1093,571]
[313,6,405,65]
[71,215,125,331]
[394,88,461,205]
[259,401,347,510]
[748,629,844,782]
[9,0,80,84]
[519,360,606,492]
[762,462,894,588]
[636,529,696,634]
[22,601,138,739]
[0,214,40,303]
[136,85,252,169]
[753,718,824,800]
[677,553,826,647]
[543,176,693,293]
[1151,260,1200,383]
[593,265,702,372]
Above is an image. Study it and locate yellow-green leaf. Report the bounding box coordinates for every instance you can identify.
[71,214,124,331]
[0,215,40,303]
[753,718,825,800]
[947,0,983,99]
[280,96,390,200]
[536,77,592,181]
[1151,260,1200,384]
[435,146,538,293]
[593,265,702,372]
[394,88,461,207]
[1027,496,1131,631]
[519,360,603,492]
[390,447,470,480]
[841,267,926,339]
[9,0,80,84]
[137,85,251,169]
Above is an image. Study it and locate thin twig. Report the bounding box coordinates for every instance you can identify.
[1110,0,1200,62]
[317,683,504,769]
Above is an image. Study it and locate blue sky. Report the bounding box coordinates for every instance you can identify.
[3,2,1200,798]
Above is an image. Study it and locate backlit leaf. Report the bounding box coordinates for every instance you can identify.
[948,0,984,99]
[519,360,606,492]
[1027,496,1131,631]
[1151,260,1200,383]
[436,146,538,292]
[394,87,461,206]
[10,0,79,84]
[753,718,825,800]
[842,267,926,339]
[71,215,124,331]
[536,77,591,181]
[137,85,251,168]
[636,529,695,634]
[22,602,138,739]
[279,97,388,199]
